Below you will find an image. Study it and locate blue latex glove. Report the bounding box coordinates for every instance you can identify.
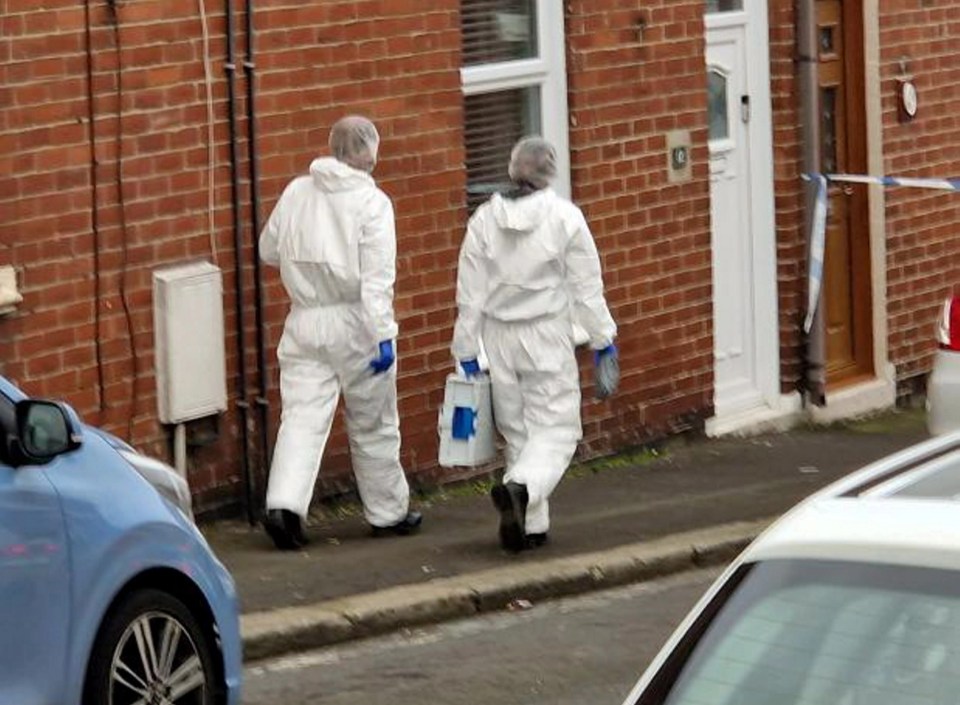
[460,358,481,378]
[370,340,395,374]
[594,344,619,399]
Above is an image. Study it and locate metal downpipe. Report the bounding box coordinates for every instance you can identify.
[798,0,827,406]
[242,0,272,503]
[225,0,256,523]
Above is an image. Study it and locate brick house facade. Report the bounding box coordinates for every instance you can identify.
[2,0,958,516]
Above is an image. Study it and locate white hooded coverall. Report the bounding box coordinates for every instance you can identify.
[260,157,410,526]
[452,188,616,535]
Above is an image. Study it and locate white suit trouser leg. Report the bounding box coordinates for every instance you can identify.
[265,307,409,526]
[485,317,582,535]
[265,353,338,518]
[341,363,410,527]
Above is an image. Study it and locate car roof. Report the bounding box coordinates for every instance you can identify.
[744,430,960,570]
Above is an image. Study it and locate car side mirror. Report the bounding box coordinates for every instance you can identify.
[14,399,82,464]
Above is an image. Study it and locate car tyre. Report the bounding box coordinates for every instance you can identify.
[83,588,220,705]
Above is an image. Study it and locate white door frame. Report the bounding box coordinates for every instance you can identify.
[706,4,797,435]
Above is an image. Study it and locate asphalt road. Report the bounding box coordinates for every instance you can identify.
[242,568,719,705]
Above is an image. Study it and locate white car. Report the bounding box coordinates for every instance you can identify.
[927,295,960,435]
[622,430,960,705]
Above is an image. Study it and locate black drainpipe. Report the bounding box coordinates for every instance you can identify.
[225,0,256,524]
[243,0,272,497]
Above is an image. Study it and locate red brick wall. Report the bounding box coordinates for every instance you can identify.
[0,0,466,509]
[566,1,714,450]
[879,2,960,386]
[2,0,253,504]
[767,6,806,395]
[2,0,721,515]
[1,0,103,411]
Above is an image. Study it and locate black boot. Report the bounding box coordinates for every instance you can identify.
[263,509,309,550]
[526,532,549,549]
[490,482,528,553]
[371,511,423,537]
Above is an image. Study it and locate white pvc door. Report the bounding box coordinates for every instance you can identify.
[707,15,762,418]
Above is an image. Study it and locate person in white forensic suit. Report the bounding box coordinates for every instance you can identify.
[451,136,619,553]
[259,115,421,550]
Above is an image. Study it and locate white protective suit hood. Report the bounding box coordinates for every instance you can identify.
[488,190,551,235]
[309,156,374,193]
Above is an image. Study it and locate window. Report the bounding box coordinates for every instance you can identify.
[461,0,570,210]
[462,0,538,66]
[463,88,541,209]
[706,0,744,12]
[708,69,729,142]
[821,87,838,173]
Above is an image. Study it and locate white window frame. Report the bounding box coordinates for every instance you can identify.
[460,0,571,198]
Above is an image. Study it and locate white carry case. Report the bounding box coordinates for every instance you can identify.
[438,372,496,468]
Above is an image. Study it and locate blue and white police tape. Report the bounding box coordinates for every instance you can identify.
[802,172,960,333]
[804,174,828,334]
[803,172,960,191]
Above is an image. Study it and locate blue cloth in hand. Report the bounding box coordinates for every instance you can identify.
[594,344,619,399]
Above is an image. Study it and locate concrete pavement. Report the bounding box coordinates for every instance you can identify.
[201,408,929,661]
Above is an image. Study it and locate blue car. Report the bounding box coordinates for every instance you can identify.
[0,375,242,704]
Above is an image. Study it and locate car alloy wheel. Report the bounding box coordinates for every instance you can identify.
[84,589,219,705]
[110,611,205,704]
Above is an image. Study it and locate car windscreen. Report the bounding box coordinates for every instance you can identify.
[639,559,960,705]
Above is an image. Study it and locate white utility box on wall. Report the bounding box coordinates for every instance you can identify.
[0,265,23,316]
[153,261,228,424]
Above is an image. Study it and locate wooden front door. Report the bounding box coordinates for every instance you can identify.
[817,0,874,384]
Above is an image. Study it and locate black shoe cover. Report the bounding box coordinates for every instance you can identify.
[491,482,528,553]
[526,532,548,549]
[371,511,423,537]
[263,509,309,550]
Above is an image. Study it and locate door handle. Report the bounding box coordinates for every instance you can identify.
[842,185,854,196]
